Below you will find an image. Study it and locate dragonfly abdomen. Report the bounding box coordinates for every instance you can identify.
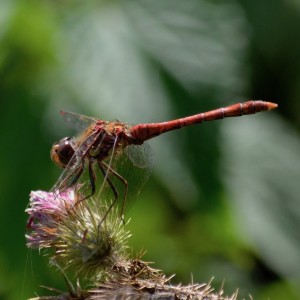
[130,100,277,142]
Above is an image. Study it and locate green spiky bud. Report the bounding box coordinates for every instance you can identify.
[26,189,131,281]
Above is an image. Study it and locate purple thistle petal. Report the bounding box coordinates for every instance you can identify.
[25,189,77,249]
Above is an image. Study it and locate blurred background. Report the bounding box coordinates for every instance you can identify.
[1,0,300,299]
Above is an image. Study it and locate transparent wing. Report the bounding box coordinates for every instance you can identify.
[60,111,98,133]
[123,142,154,200]
[94,142,154,215]
[51,130,103,193]
[124,142,154,169]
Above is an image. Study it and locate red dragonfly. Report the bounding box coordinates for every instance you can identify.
[51,100,277,216]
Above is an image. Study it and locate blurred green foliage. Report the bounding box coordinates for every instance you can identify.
[1,0,300,299]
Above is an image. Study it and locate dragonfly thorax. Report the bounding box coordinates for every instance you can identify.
[88,126,127,159]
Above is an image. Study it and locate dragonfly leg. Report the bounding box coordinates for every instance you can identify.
[74,160,98,205]
[97,162,120,225]
[99,163,119,200]
[61,163,88,211]
[86,160,97,198]
[54,162,85,200]
[67,160,96,212]
[99,161,128,223]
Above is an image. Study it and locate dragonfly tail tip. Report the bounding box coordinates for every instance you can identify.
[266,102,278,110]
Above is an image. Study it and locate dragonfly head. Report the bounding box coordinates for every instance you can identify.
[51,137,75,168]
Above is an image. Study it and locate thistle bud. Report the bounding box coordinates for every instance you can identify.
[26,189,130,280]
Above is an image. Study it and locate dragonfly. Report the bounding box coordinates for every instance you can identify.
[51,100,277,217]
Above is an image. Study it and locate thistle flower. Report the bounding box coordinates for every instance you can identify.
[26,189,76,248]
[26,191,242,300]
[25,189,131,281]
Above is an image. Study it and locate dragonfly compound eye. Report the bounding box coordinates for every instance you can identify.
[50,137,75,168]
